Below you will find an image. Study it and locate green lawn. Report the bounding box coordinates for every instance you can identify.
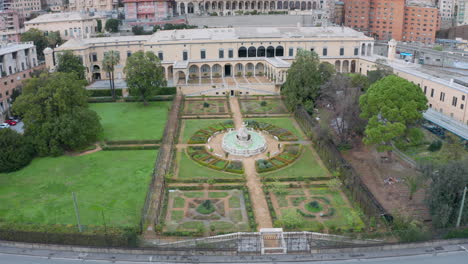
[247,118,304,140]
[0,150,156,227]
[182,119,232,143]
[90,102,171,141]
[263,147,328,178]
[177,150,243,179]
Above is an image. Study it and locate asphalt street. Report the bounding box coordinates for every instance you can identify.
[0,250,467,264]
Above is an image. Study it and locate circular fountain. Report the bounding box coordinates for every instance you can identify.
[222,123,267,157]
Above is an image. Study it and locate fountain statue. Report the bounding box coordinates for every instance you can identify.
[222,122,267,157]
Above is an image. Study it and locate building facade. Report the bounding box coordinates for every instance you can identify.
[67,0,117,12]
[438,0,455,29]
[343,0,440,43]
[0,10,21,43]
[48,26,375,95]
[0,42,40,121]
[9,0,43,18]
[25,12,105,40]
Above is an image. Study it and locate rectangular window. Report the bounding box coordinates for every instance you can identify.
[200,50,206,59]
[127,51,132,58]
[461,104,465,110]
[158,52,163,61]
[354,47,359,55]
[430,89,434,97]
[228,49,233,58]
[183,51,188,61]
[92,53,97,62]
[340,48,345,56]
[289,48,294,56]
[322,48,327,56]
[440,92,445,102]
[452,96,458,106]
[423,86,427,94]
[219,49,224,59]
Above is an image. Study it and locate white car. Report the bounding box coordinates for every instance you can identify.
[0,123,10,129]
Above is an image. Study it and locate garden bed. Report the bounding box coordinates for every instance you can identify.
[245,120,299,141]
[256,144,302,173]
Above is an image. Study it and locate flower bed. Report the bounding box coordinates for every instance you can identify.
[256,144,302,173]
[245,120,298,141]
[188,120,235,144]
[187,146,244,174]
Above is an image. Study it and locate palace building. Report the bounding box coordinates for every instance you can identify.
[44,26,467,137]
[46,26,375,96]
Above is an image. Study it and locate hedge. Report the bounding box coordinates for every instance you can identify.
[124,95,174,102]
[105,139,161,145]
[262,177,329,182]
[0,223,138,247]
[166,177,244,183]
[128,87,176,96]
[88,89,123,97]
[256,145,302,173]
[102,145,160,151]
[88,97,116,103]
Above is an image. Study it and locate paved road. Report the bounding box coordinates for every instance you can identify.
[0,250,467,264]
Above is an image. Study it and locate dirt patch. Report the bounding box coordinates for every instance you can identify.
[342,141,431,222]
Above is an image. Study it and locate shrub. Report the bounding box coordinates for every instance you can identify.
[280,209,304,229]
[428,140,442,152]
[203,102,210,108]
[444,228,468,239]
[0,129,35,173]
[260,101,267,107]
[196,200,216,214]
[305,201,322,213]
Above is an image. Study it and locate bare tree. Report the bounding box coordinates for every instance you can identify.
[319,74,365,145]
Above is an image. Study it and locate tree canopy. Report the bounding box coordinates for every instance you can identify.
[12,72,102,156]
[56,51,86,80]
[0,129,35,173]
[124,51,166,105]
[424,161,468,228]
[359,75,428,153]
[105,19,120,33]
[21,28,49,60]
[281,50,333,113]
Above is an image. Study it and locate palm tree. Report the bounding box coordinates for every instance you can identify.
[102,51,120,100]
[403,175,426,201]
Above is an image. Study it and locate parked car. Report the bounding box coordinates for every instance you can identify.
[0,123,10,129]
[5,119,17,126]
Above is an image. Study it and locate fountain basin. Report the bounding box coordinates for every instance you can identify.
[222,128,267,157]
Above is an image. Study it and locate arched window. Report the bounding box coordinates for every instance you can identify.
[238,46,247,57]
[257,46,265,57]
[248,46,256,57]
[266,46,275,57]
[275,46,284,56]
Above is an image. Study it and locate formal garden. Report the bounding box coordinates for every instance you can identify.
[162,187,255,236]
[183,98,231,116]
[265,184,365,232]
[239,97,288,115]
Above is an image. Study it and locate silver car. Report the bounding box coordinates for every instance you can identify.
[0,123,10,129]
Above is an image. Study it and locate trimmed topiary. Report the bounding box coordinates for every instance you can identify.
[0,129,35,173]
[196,200,216,214]
[305,201,322,213]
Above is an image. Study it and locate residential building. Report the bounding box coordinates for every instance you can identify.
[44,0,66,12]
[9,0,43,18]
[0,42,40,122]
[25,12,105,40]
[67,0,117,12]
[334,1,345,25]
[124,0,173,22]
[438,0,456,28]
[343,0,440,43]
[0,10,21,43]
[456,0,468,25]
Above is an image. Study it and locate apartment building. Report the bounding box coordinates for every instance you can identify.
[9,0,43,18]
[25,12,105,40]
[0,42,40,122]
[0,10,21,43]
[343,0,440,43]
[438,0,455,29]
[68,0,117,12]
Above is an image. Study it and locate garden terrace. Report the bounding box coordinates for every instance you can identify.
[162,187,256,236]
[265,185,365,233]
[90,102,172,141]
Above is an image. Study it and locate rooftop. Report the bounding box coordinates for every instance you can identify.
[24,12,103,24]
[148,27,371,43]
[57,35,152,50]
[0,42,34,56]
